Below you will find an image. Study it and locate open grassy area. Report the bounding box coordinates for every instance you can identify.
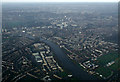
[109,57,120,71]
[95,52,119,79]
[95,66,113,78]
[58,71,68,77]
[97,52,119,65]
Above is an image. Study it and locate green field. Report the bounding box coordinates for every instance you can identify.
[95,66,113,78]
[58,71,68,77]
[97,52,119,65]
[95,52,120,79]
[109,58,120,71]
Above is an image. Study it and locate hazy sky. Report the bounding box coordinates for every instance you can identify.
[2,0,119,2]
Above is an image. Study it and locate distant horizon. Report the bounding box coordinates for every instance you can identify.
[2,2,119,3]
[2,0,119,3]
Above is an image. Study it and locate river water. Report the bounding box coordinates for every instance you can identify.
[39,38,98,80]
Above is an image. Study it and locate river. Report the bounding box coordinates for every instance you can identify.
[39,38,98,80]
